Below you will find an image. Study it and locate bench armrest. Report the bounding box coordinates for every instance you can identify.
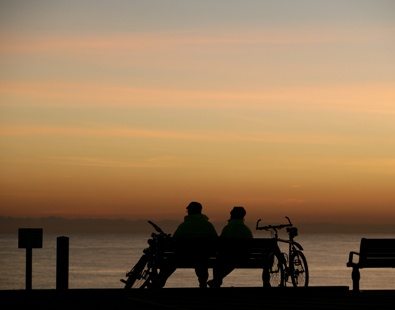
[347,251,360,267]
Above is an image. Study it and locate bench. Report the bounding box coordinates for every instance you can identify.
[347,238,395,291]
[157,237,280,286]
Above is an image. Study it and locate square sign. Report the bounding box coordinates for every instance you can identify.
[18,228,43,248]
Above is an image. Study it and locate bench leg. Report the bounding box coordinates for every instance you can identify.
[262,269,271,287]
[351,267,360,292]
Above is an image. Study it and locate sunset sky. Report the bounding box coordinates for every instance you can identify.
[1,1,394,225]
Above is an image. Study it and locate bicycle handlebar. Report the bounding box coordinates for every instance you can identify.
[256,216,293,231]
[148,220,166,235]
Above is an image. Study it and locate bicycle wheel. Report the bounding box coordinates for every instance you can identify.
[268,252,285,287]
[122,255,155,289]
[290,250,309,287]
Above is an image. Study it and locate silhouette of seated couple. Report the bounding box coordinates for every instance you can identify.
[153,201,254,288]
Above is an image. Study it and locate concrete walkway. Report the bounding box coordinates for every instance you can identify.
[1,287,394,310]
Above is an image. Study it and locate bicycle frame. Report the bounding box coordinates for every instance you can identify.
[256,216,309,287]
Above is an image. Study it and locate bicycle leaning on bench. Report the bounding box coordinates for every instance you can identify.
[256,216,309,287]
[121,220,170,289]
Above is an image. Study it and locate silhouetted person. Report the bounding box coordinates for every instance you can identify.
[207,206,253,288]
[153,201,218,288]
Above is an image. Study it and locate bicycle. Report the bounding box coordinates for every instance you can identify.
[256,216,309,287]
[121,220,170,289]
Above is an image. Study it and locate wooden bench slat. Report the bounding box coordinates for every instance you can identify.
[360,238,395,249]
[363,253,395,258]
[362,251,395,255]
[359,261,395,266]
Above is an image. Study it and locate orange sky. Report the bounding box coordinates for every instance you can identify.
[1,1,394,225]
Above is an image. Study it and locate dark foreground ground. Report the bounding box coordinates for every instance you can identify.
[1,287,394,310]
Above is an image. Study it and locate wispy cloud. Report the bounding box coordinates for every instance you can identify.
[45,155,177,168]
[0,124,378,146]
[345,158,395,175]
[1,26,392,55]
[1,80,394,114]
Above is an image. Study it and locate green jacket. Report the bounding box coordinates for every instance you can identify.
[220,219,253,239]
[173,214,218,239]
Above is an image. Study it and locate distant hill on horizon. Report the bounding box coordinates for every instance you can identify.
[0,216,393,235]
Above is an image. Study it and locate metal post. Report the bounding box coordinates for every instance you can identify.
[352,267,360,292]
[56,236,69,290]
[25,247,32,290]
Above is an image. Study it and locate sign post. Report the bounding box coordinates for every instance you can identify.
[18,228,43,290]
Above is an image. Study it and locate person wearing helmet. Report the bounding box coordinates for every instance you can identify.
[207,206,253,288]
[153,201,218,288]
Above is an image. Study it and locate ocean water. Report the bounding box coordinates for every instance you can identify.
[1,232,394,290]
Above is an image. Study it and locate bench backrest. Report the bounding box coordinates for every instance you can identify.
[159,237,277,253]
[359,238,395,268]
[157,237,278,268]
